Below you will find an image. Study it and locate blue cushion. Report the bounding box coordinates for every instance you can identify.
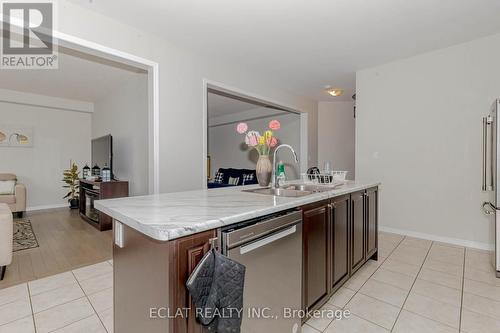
[214,168,257,185]
[207,182,237,189]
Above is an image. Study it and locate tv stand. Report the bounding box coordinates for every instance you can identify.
[79,179,129,231]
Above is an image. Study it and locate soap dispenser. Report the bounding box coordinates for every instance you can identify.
[276,161,286,187]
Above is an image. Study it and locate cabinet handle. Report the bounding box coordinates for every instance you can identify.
[483,117,487,191]
[209,237,218,250]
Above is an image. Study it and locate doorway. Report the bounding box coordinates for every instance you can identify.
[203,81,308,188]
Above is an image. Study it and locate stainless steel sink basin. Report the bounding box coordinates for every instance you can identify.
[284,183,343,192]
[243,187,313,197]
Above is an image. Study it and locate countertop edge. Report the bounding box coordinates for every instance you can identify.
[95,182,380,242]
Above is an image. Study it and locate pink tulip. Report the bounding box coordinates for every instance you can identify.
[248,135,258,147]
[245,131,260,147]
[269,120,281,131]
[267,136,278,148]
[236,122,248,134]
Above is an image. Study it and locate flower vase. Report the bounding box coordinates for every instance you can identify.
[256,155,272,187]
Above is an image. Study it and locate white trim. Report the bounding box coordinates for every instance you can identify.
[202,79,209,186]
[202,78,308,187]
[300,113,309,173]
[27,203,68,212]
[148,63,160,194]
[379,225,494,251]
[0,16,161,195]
[0,88,93,113]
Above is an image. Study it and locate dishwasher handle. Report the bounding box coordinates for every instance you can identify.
[240,225,297,255]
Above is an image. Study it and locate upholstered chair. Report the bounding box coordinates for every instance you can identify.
[0,174,26,218]
[0,203,13,280]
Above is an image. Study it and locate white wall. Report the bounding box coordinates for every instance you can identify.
[318,101,355,179]
[92,75,149,196]
[0,92,91,209]
[57,1,318,193]
[356,33,500,249]
[208,110,301,180]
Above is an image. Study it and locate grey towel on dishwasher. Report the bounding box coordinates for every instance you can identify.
[186,249,246,333]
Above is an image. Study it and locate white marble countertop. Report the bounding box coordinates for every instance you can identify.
[95,181,380,241]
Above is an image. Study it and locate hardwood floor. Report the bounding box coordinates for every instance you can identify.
[0,208,112,289]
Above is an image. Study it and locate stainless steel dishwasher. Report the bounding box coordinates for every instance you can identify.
[221,210,303,333]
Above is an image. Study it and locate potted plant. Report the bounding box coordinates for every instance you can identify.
[63,161,80,209]
[236,119,281,186]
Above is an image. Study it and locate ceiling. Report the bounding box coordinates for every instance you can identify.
[208,92,290,120]
[208,92,261,118]
[0,47,147,102]
[70,0,500,101]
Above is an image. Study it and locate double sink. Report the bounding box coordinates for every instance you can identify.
[243,183,343,197]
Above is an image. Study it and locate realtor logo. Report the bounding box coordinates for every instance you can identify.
[1,1,58,69]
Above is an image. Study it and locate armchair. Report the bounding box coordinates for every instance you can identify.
[0,203,13,280]
[0,174,26,218]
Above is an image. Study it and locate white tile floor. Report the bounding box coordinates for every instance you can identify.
[304,233,500,333]
[1,232,499,332]
[0,260,113,333]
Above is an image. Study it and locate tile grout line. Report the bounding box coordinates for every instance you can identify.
[29,279,78,298]
[46,313,96,333]
[28,275,107,314]
[303,323,321,332]
[353,234,406,290]
[323,235,406,332]
[0,262,112,332]
[389,239,433,332]
[344,234,404,299]
[27,283,38,333]
[341,236,407,332]
[0,315,35,330]
[400,308,459,330]
[71,270,110,332]
[458,248,466,332]
[29,296,93,330]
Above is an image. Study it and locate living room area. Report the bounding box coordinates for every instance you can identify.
[0,47,150,289]
[207,89,304,188]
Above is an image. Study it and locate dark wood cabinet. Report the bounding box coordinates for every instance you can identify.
[365,187,378,259]
[301,187,379,314]
[330,194,350,288]
[302,201,330,310]
[169,230,216,333]
[350,191,365,273]
[80,179,129,231]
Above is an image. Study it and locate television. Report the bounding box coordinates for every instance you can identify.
[92,135,113,180]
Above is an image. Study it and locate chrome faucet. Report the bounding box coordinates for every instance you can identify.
[271,144,299,189]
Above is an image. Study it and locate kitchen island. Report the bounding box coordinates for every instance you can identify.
[95,181,380,333]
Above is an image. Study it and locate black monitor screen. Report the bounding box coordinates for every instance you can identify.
[91,135,113,178]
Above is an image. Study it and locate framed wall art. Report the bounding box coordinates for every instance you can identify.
[0,126,34,147]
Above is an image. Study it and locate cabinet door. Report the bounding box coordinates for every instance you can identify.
[169,230,215,333]
[303,203,330,310]
[350,191,365,272]
[365,187,378,259]
[331,195,350,288]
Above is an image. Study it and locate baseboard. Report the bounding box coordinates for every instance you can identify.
[379,225,494,251]
[26,203,68,212]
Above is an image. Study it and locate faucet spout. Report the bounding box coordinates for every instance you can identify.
[272,144,299,189]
